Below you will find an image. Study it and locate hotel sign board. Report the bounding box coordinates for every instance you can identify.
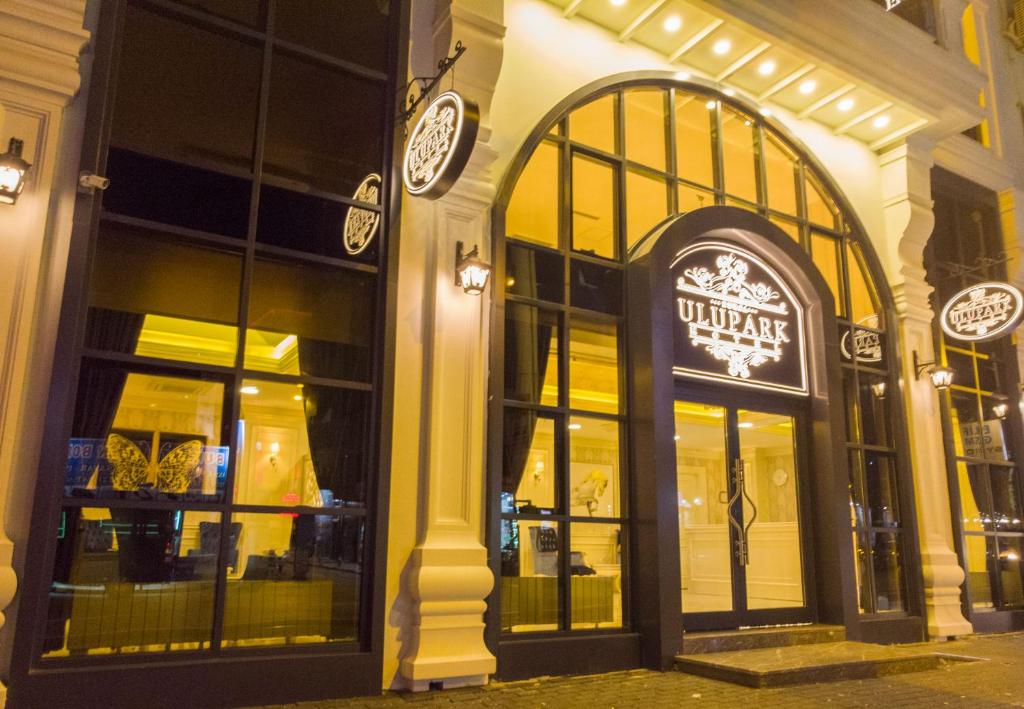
[940,282,1024,343]
[402,90,479,200]
[671,241,808,396]
[343,173,382,256]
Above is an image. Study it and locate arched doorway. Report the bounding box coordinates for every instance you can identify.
[487,74,924,679]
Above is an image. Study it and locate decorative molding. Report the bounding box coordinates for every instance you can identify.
[0,0,90,104]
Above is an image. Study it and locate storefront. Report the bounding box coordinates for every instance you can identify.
[1,0,1024,707]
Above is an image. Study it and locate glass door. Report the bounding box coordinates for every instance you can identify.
[675,398,811,630]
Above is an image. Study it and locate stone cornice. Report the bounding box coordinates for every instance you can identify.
[0,0,89,104]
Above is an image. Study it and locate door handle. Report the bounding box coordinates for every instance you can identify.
[728,459,757,566]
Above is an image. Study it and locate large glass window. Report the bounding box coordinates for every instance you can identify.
[497,81,905,632]
[43,0,397,659]
[927,170,1024,613]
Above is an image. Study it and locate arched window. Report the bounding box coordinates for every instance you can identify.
[491,79,908,638]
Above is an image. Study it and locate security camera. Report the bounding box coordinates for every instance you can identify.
[78,172,110,192]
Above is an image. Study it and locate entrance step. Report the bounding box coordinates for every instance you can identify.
[682,624,846,654]
[674,640,978,688]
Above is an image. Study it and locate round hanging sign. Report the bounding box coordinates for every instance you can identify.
[402,90,479,200]
[940,281,1024,343]
[343,173,382,256]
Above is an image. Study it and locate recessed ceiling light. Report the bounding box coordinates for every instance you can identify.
[712,39,731,55]
[663,15,682,32]
[674,70,691,81]
[837,97,855,112]
[568,423,582,431]
[674,434,681,441]
[798,79,817,95]
[873,114,890,128]
[722,88,735,97]
[240,385,260,395]
[610,0,626,5]
[705,99,716,109]
[293,394,303,401]
[759,107,772,116]
[758,60,776,76]
[737,421,754,428]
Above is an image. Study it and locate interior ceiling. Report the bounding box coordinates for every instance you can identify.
[549,0,930,151]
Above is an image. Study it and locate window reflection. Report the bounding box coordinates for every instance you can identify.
[569,523,622,629]
[571,155,617,259]
[721,106,758,203]
[507,141,560,249]
[502,414,557,513]
[625,90,666,171]
[569,319,620,414]
[674,94,714,188]
[569,94,616,154]
[504,305,559,407]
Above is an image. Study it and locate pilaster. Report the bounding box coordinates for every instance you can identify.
[393,0,505,691]
[0,0,89,703]
[880,137,973,638]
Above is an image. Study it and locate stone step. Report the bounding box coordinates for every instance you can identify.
[681,624,846,654]
[674,640,978,688]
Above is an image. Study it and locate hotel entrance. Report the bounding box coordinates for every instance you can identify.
[674,392,813,631]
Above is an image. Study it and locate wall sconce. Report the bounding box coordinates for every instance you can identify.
[913,351,954,390]
[269,441,280,467]
[870,379,887,399]
[0,138,30,205]
[992,395,1010,420]
[456,241,491,295]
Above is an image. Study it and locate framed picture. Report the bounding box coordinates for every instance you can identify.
[569,462,616,517]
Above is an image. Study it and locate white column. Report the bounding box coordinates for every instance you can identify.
[0,0,90,703]
[387,0,505,691]
[880,138,973,638]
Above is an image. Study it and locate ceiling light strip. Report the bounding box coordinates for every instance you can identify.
[668,18,724,62]
[756,63,815,101]
[835,101,893,134]
[619,0,668,40]
[797,82,856,119]
[714,41,771,81]
[868,118,928,151]
[563,0,585,18]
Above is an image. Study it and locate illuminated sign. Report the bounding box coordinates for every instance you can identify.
[402,90,479,200]
[840,315,884,364]
[940,282,1024,343]
[343,173,382,256]
[672,242,807,395]
[884,0,903,10]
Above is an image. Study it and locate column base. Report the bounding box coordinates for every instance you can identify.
[920,533,973,638]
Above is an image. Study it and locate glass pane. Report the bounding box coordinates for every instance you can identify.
[738,409,805,609]
[764,135,798,216]
[721,107,758,203]
[997,537,1024,608]
[677,182,714,213]
[946,348,976,389]
[224,512,363,646]
[957,462,988,533]
[504,305,559,407]
[104,148,252,237]
[65,365,228,501]
[88,227,241,366]
[675,401,732,613]
[506,243,563,303]
[842,366,860,443]
[245,259,375,381]
[770,216,800,243]
[811,232,844,316]
[980,400,1011,461]
[864,452,900,528]
[257,186,374,261]
[264,53,384,197]
[569,417,620,518]
[848,449,866,528]
[674,94,715,188]
[805,174,838,229]
[570,260,623,315]
[236,380,369,507]
[172,0,263,26]
[724,197,758,213]
[274,0,390,69]
[847,242,881,323]
[626,170,669,250]
[859,376,892,447]
[854,531,871,613]
[625,89,666,171]
[44,508,220,656]
[569,523,622,629]
[990,467,1023,531]
[870,532,906,611]
[950,391,983,459]
[502,413,557,513]
[507,141,560,249]
[975,351,999,395]
[964,534,995,609]
[569,94,616,153]
[569,319,620,414]
[572,155,617,259]
[500,520,561,632]
[111,7,260,169]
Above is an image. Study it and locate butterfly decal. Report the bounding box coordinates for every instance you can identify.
[105,433,203,493]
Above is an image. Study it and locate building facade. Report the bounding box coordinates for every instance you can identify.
[1,0,1024,706]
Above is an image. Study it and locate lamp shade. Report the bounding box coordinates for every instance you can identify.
[0,138,30,205]
[456,242,492,295]
[929,366,954,390]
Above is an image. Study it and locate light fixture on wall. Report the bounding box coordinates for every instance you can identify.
[992,394,1010,420]
[456,241,491,295]
[870,378,887,399]
[0,138,30,205]
[913,351,954,390]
